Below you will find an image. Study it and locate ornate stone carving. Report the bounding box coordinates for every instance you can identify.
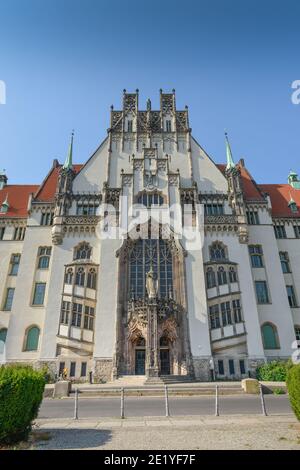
[105,188,121,209]
[111,111,123,131]
[133,159,143,171]
[122,175,133,187]
[168,174,179,186]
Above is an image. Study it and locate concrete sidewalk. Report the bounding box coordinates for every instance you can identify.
[33,415,300,450]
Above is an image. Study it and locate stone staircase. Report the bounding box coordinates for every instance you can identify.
[144,375,195,385]
[107,375,147,387]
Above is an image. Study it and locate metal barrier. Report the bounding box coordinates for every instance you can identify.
[72,384,271,420]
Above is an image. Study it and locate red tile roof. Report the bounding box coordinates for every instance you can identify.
[259,184,300,217]
[0,185,39,218]
[34,163,83,202]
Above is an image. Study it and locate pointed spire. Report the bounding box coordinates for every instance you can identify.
[62,130,74,171]
[225,131,235,171]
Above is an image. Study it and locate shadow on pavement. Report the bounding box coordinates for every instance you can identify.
[33,428,112,450]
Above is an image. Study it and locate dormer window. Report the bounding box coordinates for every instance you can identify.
[289,200,298,213]
[0,194,9,214]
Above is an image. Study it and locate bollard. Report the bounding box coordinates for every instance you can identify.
[165,385,170,417]
[259,383,267,416]
[74,388,79,420]
[215,384,219,416]
[120,387,125,419]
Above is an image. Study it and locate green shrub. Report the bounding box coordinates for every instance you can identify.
[286,364,300,421]
[256,360,291,382]
[0,365,46,444]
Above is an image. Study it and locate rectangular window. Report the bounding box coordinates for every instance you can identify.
[9,254,21,275]
[294,225,300,238]
[76,204,98,216]
[220,301,232,326]
[60,301,71,325]
[166,120,171,132]
[81,362,87,377]
[204,204,224,216]
[41,212,54,226]
[239,360,246,375]
[127,120,133,132]
[249,245,263,268]
[38,246,52,269]
[255,281,269,304]
[13,227,26,241]
[229,359,235,375]
[70,362,76,377]
[209,304,220,329]
[84,306,95,330]
[59,362,65,377]
[3,287,15,311]
[232,299,242,323]
[287,285,297,307]
[218,360,224,375]
[280,252,291,273]
[71,303,83,327]
[246,211,259,225]
[274,225,286,239]
[0,227,5,240]
[32,283,46,305]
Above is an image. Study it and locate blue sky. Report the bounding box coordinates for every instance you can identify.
[0,0,300,184]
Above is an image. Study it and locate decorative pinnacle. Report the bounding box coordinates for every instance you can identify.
[62,130,74,171]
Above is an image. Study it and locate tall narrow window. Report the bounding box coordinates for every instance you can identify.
[71,303,82,327]
[261,323,279,349]
[232,299,242,323]
[166,120,171,132]
[81,362,87,377]
[220,301,232,326]
[13,227,26,241]
[3,288,15,311]
[41,212,54,226]
[127,120,133,132]
[229,359,235,375]
[255,281,269,304]
[209,304,220,329]
[75,267,85,287]
[229,267,237,283]
[204,203,224,215]
[286,285,297,307]
[206,268,216,289]
[294,225,300,238]
[279,252,291,273]
[249,245,263,268]
[9,254,20,275]
[0,328,8,354]
[84,306,95,330]
[87,268,97,289]
[217,267,227,286]
[0,227,5,240]
[37,247,51,269]
[239,360,246,375]
[32,283,46,305]
[60,301,71,325]
[218,360,224,375]
[246,211,259,225]
[65,268,74,285]
[24,326,40,351]
[70,362,76,377]
[295,326,300,342]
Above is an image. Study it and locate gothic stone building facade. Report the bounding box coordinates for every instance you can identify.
[0,90,299,382]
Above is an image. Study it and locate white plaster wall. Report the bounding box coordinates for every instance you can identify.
[72,138,109,193]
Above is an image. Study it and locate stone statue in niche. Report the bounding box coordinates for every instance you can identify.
[146,266,158,299]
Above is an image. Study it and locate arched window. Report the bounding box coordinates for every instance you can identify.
[87,268,97,289]
[217,267,227,286]
[75,267,85,287]
[206,268,216,289]
[209,242,226,261]
[137,192,164,208]
[229,267,237,283]
[0,328,7,354]
[261,323,279,349]
[74,243,91,260]
[130,239,173,299]
[65,267,74,285]
[25,326,40,351]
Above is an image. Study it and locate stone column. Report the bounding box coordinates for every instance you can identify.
[146,299,159,377]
